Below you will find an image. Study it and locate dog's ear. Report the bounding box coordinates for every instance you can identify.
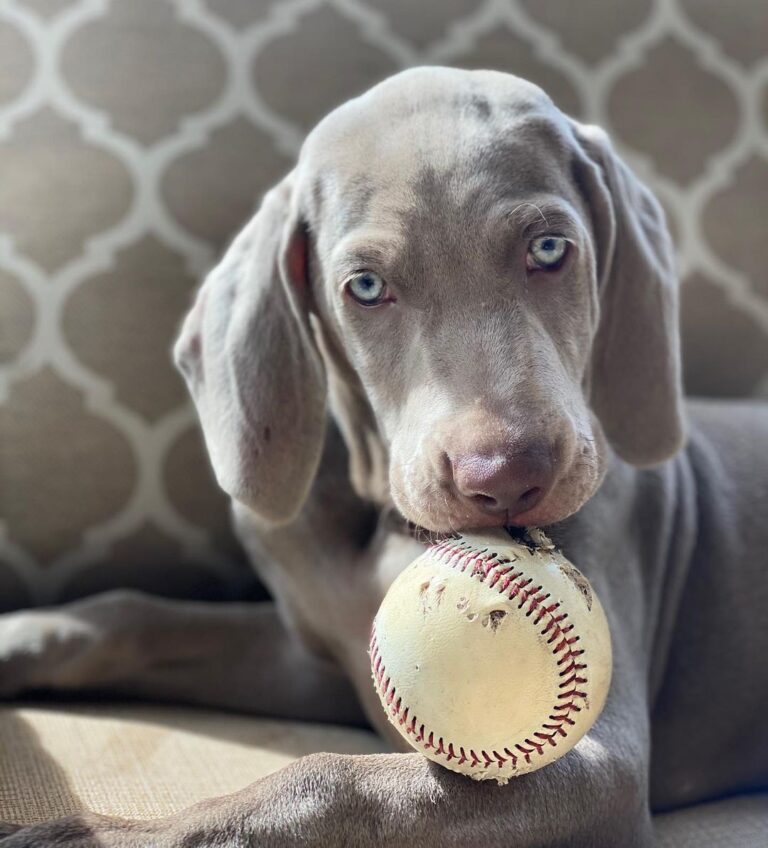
[572,122,686,466]
[174,176,327,523]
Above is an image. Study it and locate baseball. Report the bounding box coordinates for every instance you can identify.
[370,528,612,784]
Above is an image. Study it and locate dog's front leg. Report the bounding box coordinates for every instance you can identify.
[0,736,650,848]
[0,591,365,724]
[0,634,653,848]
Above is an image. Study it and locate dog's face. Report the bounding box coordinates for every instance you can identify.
[175,68,685,532]
[303,79,603,531]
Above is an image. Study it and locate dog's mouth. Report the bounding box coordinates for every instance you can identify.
[391,436,605,538]
[402,518,541,549]
[501,524,542,549]
[403,519,458,545]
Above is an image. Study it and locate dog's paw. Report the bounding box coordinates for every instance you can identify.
[0,591,165,698]
[0,610,99,697]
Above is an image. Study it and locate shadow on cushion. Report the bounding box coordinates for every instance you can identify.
[0,702,386,824]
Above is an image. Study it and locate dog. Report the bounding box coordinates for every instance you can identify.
[1,67,766,847]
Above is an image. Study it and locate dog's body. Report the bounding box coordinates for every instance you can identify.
[241,399,768,810]
[1,68,767,846]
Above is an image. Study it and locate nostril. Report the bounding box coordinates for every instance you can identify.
[519,486,543,506]
[451,450,555,516]
[472,493,499,509]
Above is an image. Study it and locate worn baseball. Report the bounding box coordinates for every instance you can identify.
[370,528,612,784]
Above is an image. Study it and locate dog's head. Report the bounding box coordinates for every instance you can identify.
[175,67,685,533]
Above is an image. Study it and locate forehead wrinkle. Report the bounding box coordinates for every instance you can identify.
[404,164,492,228]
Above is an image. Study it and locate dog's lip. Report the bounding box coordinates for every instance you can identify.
[401,495,576,537]
[506,498,576,528]
[404,520,458,543]
[404,512,508,539]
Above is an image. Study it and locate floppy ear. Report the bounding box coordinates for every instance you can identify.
[174,176,327,523]
[572,122,686,466]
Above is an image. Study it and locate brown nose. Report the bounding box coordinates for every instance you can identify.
[451,445,556,519]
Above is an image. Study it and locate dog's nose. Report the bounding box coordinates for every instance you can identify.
[451,446,556,519]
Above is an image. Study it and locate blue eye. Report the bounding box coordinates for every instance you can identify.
[528,236,568,270]
[346,271,388,306]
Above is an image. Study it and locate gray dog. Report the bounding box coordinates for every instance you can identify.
[1,68,766,847]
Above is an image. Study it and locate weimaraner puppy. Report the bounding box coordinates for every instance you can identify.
[1,67,767,847]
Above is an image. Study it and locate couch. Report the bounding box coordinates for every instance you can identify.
[1,0,766,842]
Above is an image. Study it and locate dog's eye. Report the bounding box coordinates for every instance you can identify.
[346,271,388,306]
[527,236,568,270]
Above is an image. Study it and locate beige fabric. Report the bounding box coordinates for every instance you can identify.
[0,703,386,824]
[0,0,767,610]
[0,703,763,841]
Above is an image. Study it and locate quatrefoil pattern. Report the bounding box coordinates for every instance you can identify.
[1,0,766,608]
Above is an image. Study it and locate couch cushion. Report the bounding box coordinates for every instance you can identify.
[1,702,765,844]
[0,702,386,824]
[1,1,767,609]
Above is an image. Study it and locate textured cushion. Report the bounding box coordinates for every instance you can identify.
[0,703,764,844]
[1,0,767,608]
[0,703,386,824]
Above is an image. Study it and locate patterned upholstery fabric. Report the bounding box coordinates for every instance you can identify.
[1,0,767,609]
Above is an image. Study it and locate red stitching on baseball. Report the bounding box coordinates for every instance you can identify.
[369,538,589,775]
